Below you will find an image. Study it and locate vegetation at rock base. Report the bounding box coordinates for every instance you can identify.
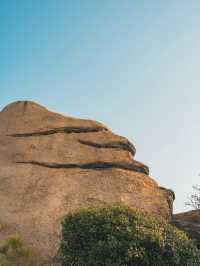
[61,205,200,266]
[0,235,32,266]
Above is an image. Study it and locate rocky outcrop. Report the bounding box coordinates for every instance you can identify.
[173,210,200,248]
[0,101,174,265]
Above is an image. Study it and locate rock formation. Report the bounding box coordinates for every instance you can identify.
[0,101,174,265]
[173,210,200,248]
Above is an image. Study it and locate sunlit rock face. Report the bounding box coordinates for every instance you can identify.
[0,101,174,265]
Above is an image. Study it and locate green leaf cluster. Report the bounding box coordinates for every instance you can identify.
[61,205,200,266]
[0,235,32,266]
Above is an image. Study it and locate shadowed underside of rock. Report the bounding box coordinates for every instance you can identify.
[173,210,200,248]
[0,101,174,265]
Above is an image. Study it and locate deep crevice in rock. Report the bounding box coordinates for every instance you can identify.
[8,126,107,137]
[16,160,149,175]
[79,140,136,156]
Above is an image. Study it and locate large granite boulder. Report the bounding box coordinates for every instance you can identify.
[0,101,174,265]
[173,210,200,248]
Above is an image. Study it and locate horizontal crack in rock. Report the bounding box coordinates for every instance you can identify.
[8,126,107,137]
[79,140,136,156]
[16,160,149,175]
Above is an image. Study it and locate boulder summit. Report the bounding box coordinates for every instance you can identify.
[0,101,174,265]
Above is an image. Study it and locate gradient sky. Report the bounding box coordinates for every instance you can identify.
[1,1,200,213]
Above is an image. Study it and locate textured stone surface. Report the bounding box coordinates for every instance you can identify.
[173,210,200,248]
[0,101,173,265]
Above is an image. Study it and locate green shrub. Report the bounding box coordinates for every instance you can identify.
[61,205,200,266]
[0,235,32,266]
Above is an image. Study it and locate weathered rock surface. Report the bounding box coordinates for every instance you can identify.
[0,101,174,265]
[173,210,200,248]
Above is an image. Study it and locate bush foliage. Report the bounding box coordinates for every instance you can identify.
[0,235,32,266]
[61,205,200,266]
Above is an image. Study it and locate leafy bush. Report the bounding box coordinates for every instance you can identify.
[0,235,32,266]
[61,205,200,266]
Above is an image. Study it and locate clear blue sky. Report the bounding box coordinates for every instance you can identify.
[1,0,200,213]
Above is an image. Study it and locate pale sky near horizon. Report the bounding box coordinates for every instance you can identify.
[1,1,200,213]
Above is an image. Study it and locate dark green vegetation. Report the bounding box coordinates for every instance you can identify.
[61,205,200,266]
